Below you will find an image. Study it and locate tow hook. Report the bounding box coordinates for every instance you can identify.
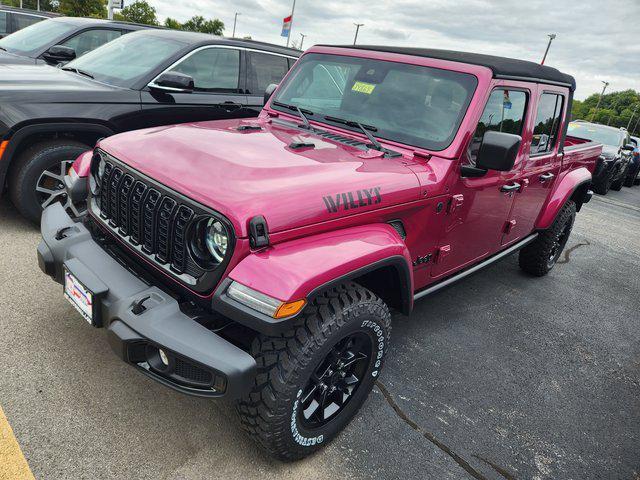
[131,296,151,315]
[55,226,72,240]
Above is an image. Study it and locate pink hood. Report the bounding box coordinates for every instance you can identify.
[98,118,422,237]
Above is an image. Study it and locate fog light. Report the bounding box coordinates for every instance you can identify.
[159,349,170,366]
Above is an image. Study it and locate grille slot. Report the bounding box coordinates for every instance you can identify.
[141,189,161,254]
[118,174,135,235]
[155,197,177,264]
[171,205,194,274]
[129,181,147,245]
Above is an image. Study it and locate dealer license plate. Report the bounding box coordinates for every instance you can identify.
[64,268,94,324]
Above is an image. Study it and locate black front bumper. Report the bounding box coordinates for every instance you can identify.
[38,203,256,399]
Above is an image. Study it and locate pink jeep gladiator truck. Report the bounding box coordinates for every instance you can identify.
[38,45,603,460]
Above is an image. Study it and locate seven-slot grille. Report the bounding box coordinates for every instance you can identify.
[94,159,197,275]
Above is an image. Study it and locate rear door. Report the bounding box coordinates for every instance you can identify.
[502,87,567,245]
[245,50,295,112]
[140,45,253,128]
[430,83,531,278]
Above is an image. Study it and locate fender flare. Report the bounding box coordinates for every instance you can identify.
[0,122,114,194]
[213,223,414,335]
[535,166,592,230]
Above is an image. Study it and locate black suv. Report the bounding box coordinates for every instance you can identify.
[567,121,635,194]
[0,6,58,39]
[0,29,300,222]
[0,16,151,66]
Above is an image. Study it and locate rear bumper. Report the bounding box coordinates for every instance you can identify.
[38,203,257,399]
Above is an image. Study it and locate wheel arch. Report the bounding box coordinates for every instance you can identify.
[535,167,592,230]
[0,122,114,195]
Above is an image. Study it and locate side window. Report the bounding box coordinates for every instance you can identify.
[530,93,564,154]
[168,48,240,92]
[469,89,527,163]
[62,29,121,57]
[0,12,8,35]
[13,13,42,30]
[247,52,289,95]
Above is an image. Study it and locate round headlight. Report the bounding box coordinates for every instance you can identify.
[190,216,231,268]
[97,156,106,182]
[90,154,106,195]
[205,219,228,262]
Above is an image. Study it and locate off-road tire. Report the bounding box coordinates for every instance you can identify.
[592,170,613,195]
[610,165,627,191]
[519,200,576,277]
[9,140,89,224]
[623,165,639,187]
[236,282,391,461]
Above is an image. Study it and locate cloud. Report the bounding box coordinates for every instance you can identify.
[150,0,640,99]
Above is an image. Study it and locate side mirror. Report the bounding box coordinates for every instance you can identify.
[461,131,521,177]
[622,144,635,152]
[42,45,76,64]
[264,83,278,105]
[150,72,194,93]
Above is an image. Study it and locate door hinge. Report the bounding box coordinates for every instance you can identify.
[448,194,464,214]
[412,253,432,266]
[503,219,517,234]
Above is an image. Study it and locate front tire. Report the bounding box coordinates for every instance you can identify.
[610,165,627,191]
[236,282,391,461]
[592,170,613,195]
[9,141,89,223]
[519,200,576,276]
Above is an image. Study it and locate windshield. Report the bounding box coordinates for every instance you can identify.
[0,18,75,56]
[64,33,188,88]
[272,53,478,151]
[567,123,621,147]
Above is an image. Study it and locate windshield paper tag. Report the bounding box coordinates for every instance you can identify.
[352,81,376,94]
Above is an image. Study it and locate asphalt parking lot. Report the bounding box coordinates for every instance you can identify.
[0,187,638,480]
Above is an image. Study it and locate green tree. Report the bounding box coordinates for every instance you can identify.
[115,0,158,25]
[3,0,57,11]
[58,0,106,18]
[572,89,640,135]
[163,17,182,30]
[182,15,224,35]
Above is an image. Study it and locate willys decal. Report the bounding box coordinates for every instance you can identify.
[323,187,382,213]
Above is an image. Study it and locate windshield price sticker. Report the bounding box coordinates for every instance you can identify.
[352,81,376,94]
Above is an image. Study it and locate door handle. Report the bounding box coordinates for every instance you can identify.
[500,182,521,193]
[539,172,555,182]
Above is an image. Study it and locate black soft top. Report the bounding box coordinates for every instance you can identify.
[330,45,576,91]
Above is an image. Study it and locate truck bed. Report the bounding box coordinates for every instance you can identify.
[563,135,603,173]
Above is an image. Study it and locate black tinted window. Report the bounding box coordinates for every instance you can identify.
[170,47,240,92]
[0,12,8,35]
[470,89,527,162]
[14,13,42,30]
[247,52,289,95]
[531,93,563,154]
[62,29,121,57]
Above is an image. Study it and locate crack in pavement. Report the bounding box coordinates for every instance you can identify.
[556,240,591,264]
[375,380,489,480]
[473,455,518,480]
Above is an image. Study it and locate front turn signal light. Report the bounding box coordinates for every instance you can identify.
[274,299,306,319]
[0,141,8,161]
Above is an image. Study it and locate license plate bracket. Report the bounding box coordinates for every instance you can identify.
[63,259,108,327]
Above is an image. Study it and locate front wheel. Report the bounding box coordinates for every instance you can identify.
[610,165,628,191]
[9,141,89,223]
[519,200,576,276]
[236,282,391,461]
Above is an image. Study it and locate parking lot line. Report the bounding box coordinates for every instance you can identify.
[0,406,35,480]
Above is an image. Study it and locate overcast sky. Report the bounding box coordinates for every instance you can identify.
[151,0,640,100]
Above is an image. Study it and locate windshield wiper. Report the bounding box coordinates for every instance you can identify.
[272,101,313,129]
[61,67,94,79]
[324,115,383,151]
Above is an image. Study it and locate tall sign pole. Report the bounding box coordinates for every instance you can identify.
[590,80,609,122]
[232,12,240,38]
[286,0,296,48]
[353,23,364,45]
[627,104,639,130]
[108,0,114,20]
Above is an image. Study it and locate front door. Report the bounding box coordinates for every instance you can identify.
[431,85,530,279]
[139,46,252,129]
[503,88,566,245]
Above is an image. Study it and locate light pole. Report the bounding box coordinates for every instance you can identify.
[590,80,610,122]
[541,33,556,65]
[627,103,639,130]
[232,12,241,38]
[353,23,364,45]
[299,33,307,50]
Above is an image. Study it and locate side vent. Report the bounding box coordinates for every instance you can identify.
[388,220,406,240]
